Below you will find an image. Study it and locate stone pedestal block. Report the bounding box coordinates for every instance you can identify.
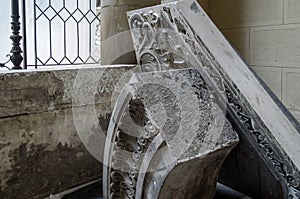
[101,0,160,65]
[103,68,239,199]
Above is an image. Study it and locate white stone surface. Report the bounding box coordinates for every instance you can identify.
[252,66,282,100]
[282,68,300,116]
[103,68,238,199]
[222,28,250,62]
[250,24,300,67]
[209,0,283,28]
[284,0,300,24]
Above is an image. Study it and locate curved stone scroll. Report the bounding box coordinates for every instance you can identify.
[103,68,239,199]
[127,1,300,198]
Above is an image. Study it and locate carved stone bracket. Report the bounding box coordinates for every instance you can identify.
[127,1,300,198]
[103,69,239,199]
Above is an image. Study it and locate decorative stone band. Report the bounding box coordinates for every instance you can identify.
[103,69,239,199]
[127,0,300,198]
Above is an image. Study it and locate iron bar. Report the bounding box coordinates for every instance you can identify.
[10,0,23,69]
[33,0,37,68]
[22,0,27,69]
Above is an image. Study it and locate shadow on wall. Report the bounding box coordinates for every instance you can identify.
[207,1,288,198]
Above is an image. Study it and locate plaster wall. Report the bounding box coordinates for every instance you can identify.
[208,0,300,122]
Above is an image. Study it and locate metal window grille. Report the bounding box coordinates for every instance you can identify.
[32,0,101,68]
[1,0,101,70]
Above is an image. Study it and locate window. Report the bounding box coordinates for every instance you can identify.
[0,0,101,70]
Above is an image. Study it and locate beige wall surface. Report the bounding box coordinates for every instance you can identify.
[208,0,300,122]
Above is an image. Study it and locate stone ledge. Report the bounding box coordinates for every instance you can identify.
[0,65,136,118]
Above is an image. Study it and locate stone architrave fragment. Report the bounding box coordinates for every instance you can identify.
[103,68,239,199]
[127,1,300,198]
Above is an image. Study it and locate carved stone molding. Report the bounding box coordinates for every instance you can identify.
[127,1,300,198]
[103,69,239,199]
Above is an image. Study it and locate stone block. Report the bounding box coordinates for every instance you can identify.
[209,0,283,28]
[0,66,135,117]
[252,66,282,99]
[282,68,300,113]
[0,65,137,198]
[103,68,238,199]
[222,28,250,62]
[0,106,103,199]
[284,0,300,23]
[250,24,300,66]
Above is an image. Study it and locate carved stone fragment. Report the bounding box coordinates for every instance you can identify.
[103,68,239,199]
[100,0,160,64]
[127,1,300,198]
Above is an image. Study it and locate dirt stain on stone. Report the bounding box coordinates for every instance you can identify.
[1,142,101,199]
[190,2,200,14]
[0,142,11,150]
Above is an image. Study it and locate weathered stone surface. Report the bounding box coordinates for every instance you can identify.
[103,68,238,199]
[0,65,136,199]
[0,107,103,199]
[127,1,300,198]
[0,66,135,117]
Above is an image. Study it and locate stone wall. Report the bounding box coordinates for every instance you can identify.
[208,0,300,122]
[0,65,136,199]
